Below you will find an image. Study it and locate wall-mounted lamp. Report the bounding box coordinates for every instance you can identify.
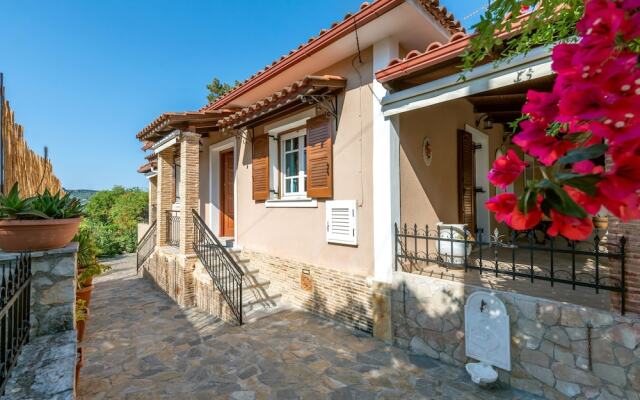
[476,114,493,130]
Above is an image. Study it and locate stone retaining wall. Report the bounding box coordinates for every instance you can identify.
[242,249,374,333]
[392,272,640,399]
[24,244,77,337]
[140,247,195,307]
[192,262,236,324]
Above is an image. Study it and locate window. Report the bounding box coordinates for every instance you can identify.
[280,129,306,197]
[174,163,181,202]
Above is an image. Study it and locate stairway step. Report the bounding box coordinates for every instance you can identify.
[242,292,282,308]
[242,277,270,290]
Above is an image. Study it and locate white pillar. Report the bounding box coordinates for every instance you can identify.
[372,38,400,284]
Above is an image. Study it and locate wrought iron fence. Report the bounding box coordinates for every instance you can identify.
[395,223,627,313]
[0,253,31,393]
[192,210,244,325]
[166,210,179,247]
[136,221,156,272]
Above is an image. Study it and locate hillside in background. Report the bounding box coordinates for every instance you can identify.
[66,189,99,202]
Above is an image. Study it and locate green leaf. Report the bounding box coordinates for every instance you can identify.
[556,173,602,195]
[558,144,608,164]
[543,183,587,218]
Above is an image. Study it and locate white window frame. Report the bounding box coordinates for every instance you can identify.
[279,129,307,199]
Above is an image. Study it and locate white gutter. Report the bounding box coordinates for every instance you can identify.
[152,130,181,154]
[381,45,554,117]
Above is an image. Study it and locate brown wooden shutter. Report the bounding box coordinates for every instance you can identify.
[252,134,270,201]
[306,115,333,198]
[457,130,476,232]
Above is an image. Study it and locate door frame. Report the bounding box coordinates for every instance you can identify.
[209,137,237,243]
[465,124,490,236]
[219,149,234,237]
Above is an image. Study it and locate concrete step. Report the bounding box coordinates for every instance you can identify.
[242,292,282,310]
[242,276,270,290]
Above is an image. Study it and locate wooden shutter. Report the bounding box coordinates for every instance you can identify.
[306,115,333,198]
[457,130,476,232]
[252,134,270,201]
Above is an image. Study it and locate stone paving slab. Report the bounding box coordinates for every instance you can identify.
[78,254,542,400]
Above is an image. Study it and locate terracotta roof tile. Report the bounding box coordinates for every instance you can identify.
[218,75,346,128]
[200,0,463,112]
[137,160,157,174]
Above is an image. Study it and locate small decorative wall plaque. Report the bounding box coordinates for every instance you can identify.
[422,137,433,166]
[300,269,313,292]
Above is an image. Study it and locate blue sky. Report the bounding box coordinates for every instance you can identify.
[0,0,484,190]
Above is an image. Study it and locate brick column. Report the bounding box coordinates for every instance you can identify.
[156,148,174,247]
[179,132,200,255]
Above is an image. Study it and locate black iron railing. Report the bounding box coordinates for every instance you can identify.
[166,210,179,247]
[0,253,31,394]
[136,220,156,272]
[192,210,244,325]
[395,223,627,313]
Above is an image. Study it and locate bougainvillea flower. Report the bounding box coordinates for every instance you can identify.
[557,83,606,121]
[577,0,626,47]
[547,210,593,240]
[485,193,517,223]
[513,120,574,166]
[506,204,543,231]
[571,160,604,175]
[565,185,602,215]
[551,43,581,75]
[488,150,527,189]
[622,0,640,10]
[598,154,640,201]
[602,193,640,221]
[523,90,559,122]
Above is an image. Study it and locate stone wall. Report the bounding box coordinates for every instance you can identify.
[27,243,78,337]
[192,262,237,324]
[140,247,195,307]
[392,272,640,400]
[241,249,374,333]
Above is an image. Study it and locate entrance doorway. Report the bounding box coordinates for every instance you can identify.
[220,150,235,237]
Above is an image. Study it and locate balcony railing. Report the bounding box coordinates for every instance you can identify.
[166,210,179,247]
[0,253,31,394]
[395,223,627,313]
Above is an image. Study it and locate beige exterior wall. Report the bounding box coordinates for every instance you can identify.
[399,99,504,231]
[196,48,376,276]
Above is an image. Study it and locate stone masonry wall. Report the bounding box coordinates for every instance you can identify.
[27,243,78,338]
[392,272,640,399]
[140,247,195,308]
[241,249,374,333]
[192,262,237,324]
[609,217,640,315]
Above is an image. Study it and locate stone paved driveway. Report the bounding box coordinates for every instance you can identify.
[78,255,540,400]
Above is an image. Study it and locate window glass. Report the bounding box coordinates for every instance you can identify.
[281,132,307,197]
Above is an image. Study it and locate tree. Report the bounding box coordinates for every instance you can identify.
[83,186,148,256]
[479,0,640,240]
[206,78,240,103]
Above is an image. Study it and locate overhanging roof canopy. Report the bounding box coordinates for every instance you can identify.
[136,109,234,141]
[218,75,347,129]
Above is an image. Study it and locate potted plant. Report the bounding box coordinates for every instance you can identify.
[0,184,83,252]
[76,299,88,342]
[78,263,110,288]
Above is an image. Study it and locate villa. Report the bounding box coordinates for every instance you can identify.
[135,1,640,398]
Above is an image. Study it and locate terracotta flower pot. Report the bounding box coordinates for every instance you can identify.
[76,285,94,309]
[76,318,86,342]
[593,215,609,230]
[76,347,83,390]
[0,217,81,252]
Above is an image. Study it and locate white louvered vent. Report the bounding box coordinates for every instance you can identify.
[326,200,357,245]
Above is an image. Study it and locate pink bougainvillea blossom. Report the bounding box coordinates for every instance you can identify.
[485,0,640,241]
[547,210,594,240]
[488,150,527,189]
